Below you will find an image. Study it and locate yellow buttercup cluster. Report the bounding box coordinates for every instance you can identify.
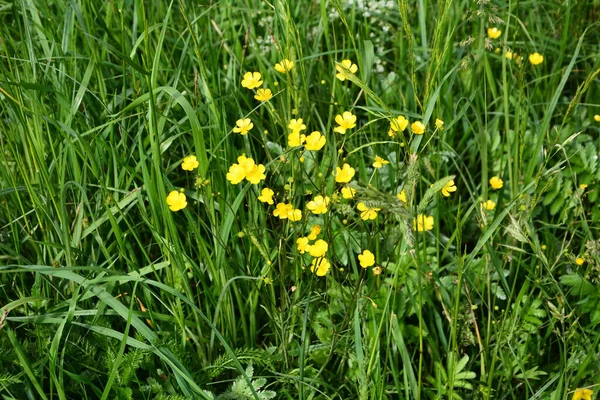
[226,155,266,185]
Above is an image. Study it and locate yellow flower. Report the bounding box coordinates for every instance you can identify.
[245,164,266,184]
[594,115,600,122]
[304,131,326,151]
[358,249,375,268]
[580,183,588,190]
[572,388,593,400]
[273,203,293,219]
[258,188,275,204]
[254,88,273,101]
[311,257,331,276]
[241,71,263,89]
[483,199,496,210]
[357,202,380,220]
[288,131,306,147]
[390,116,409,133]
[487,27,502,39]
[296,237,310,254]
[341,186,356,199]
[441,180,457,197]
[529,52,544,65]
[309,239,328,257]
[334,111,357,134]
[413,214,434,232]
[166,190,187,212]
[489,176,503,189]
[373,155,390,169]
[397,190,407,203]
[226,163,247,184]
[335,59,358,81]
[287,208,302,221]
[274,59,294,73]
[181,155,199,171]
[306,195,331,214]
[308,225,321,240]
[372,266,382,275]
[505,51,514,60]
[435,118,444,130]
[288,118,307,133]
[411,121,426,135]
[335,163,356,183]
[233,118,254,135]
[575,257,585,266]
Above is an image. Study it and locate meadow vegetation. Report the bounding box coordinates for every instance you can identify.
[1,0,600,399]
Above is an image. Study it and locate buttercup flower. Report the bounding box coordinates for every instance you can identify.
[258,188,275,204]
[335,59,358,81]
[226,163,247,185]
[245,164,266,184]
[334,111,357,134]
[575,257,585,266]
[372,266,382,275]
[341,186,356,199]
[288,131,306,147]
[274,59,294,73]
[308,225,321,240]
[307,195,331,214]
[304,131,326,151]
[487,27,501,39]
[309,239,329,257]
[441,180,457,197]
[181,155,199,171]
[288,208,302,221]
[580,183,588,190]
[435,119,444,130]
[529,52,544,65]
[311,257,331,276]
[357,202,380,220]
[390,116,409,134]
[594,115,600,122]
[273,202,293,219]
[489,176,503,189]
[572,388,593,400]
[358,250,375,268]
[411,121,426,135]
[505,51,514,60]
[483,199,496,210]
[335,163,356,183]
[166,190,187,212]
[373,155,390,169]
[241,71,263,89]
[233,118,254,135]
[413,214,434,232]
[297,237,310,254]
[254,88,273,101]
[288,118,307,133]
[397,190,407,203]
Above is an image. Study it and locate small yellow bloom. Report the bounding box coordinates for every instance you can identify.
[483,199,496,210]
[233,118,254,135]
[226,163,247,185]
[306,195,331,215]
[297,237,310,254]
[181,155,199,171]
[254,88,273,101]
[335,59,358,81]
[487,27,502,39]
[245,164,266,184]
[274,59,294,73]
[273,202,293,219]
[308,225,321,240]
[358,250,375,268]
[572,388,593,400]
[373,155,390,169]
[258,188,275,204]
[287,208,302,221]
[311,257,331,276]
[334,111,357,134]
[594,115,600,122]
[435,118,444,130]
[372,266,382,275]
[580,183,588,190]
[241,71,263,89]
[541,244,547,250]
[441,180,457,197]
[390,116,409,133]
[357,202,380,220]
[341,186,356,199]
[288,131,306,147]
[529,52,544,65]
[288,118,307,133]
[411,121,426,135]
[489,176,503,189]
[397,190,407,203]
[575,257,585,266]
[309,239,329,258]
[166,190,187,212]
[335,163,356,183]
[505,51,514,60]
[304,131,326,151]
[413,214,434,232]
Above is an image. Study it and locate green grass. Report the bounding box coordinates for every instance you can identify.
[1,0,600,399]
